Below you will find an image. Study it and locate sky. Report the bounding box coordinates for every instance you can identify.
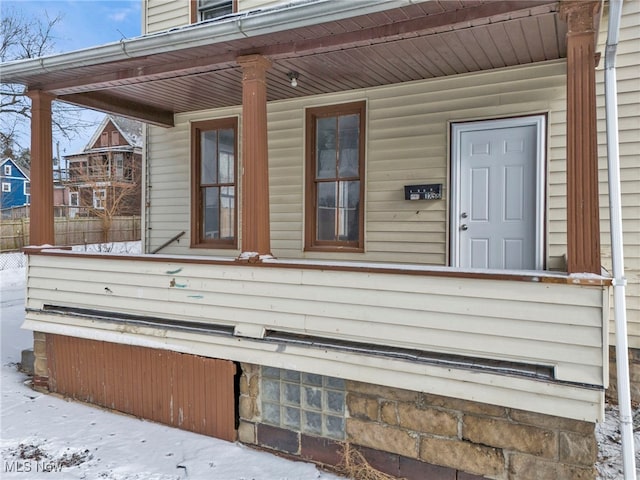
[1,0,143,157]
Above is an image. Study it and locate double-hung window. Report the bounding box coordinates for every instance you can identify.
[305,101,366,251]
[115,154,124,179]
[93,189,106,210]
[191,118,237,248]
[195,0,233,21]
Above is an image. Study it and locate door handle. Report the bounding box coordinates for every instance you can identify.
[460,224,468,231]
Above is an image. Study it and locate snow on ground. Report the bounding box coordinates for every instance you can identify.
[1,245,638,479]
[70,241,142,254]
[596,403,640,479]
[0,245,342,480]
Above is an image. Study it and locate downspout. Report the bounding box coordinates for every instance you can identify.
[604,1,636,478]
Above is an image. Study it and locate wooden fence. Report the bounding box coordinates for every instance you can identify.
[0,216,141,252]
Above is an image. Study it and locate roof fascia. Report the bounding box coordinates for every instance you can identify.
[1,0,420,82]
[110,118,142,148]
[84,115,139,150]
[1,158,30,180]
[82,115,110,153]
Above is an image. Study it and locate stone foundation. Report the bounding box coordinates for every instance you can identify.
[608,346,640,404]
[239,363,598,480]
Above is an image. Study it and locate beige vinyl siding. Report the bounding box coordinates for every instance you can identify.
[596,1,640,347]
[148,62,569,265]
[144,0,278,33]
[147,107,241,254]
[144,0,190,34]
[24,252,607,422]
[238,0,281,11]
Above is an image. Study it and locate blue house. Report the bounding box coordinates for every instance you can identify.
[1,158,30,210]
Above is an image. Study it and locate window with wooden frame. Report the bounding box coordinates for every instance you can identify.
[305,101,366,251]
[191,118,238,248]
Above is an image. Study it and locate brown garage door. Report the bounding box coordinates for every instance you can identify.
[46,334,237,441]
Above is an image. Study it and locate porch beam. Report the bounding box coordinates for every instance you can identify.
[560,1,601,274]
[42,59,237,96]
[27,90,56,246]
[237,54,272,257]
[58,92,174,127]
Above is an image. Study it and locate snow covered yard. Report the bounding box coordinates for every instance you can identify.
[0,248,342,480]
[1,246,638,479]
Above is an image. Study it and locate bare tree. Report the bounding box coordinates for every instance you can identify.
[66,152,141,243]
[1,7,97,161]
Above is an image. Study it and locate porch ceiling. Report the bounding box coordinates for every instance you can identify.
[6,0,566,125]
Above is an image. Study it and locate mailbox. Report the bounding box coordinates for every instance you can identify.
[404,184,442,200]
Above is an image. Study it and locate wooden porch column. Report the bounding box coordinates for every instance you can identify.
[27,90,56,246]
[237,54,272,256]
[560,1,601,274]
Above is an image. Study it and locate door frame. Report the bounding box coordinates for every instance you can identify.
[450,115,546,270]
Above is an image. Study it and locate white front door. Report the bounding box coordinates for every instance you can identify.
[451,116,545,270]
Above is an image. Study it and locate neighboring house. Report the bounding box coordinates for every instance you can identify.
[0,158,30,211]
[2,1,639,479]
[63,115,142,217]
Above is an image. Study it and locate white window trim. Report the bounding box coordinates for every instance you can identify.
[93,188,106,210]
[198,0,233,21]
[23,181,30,196]
[69,191,79,207]
[4,165,11,176]
[2,182,11,192]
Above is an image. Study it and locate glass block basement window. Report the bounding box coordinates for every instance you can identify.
[261,367,346,440]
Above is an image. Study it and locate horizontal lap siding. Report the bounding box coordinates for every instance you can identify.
[145,0,190,34]
[142,3,638,350]
[27,254,605,388]
[270,64,567,264]
[46,333,236,441]
[150,63,567,263]
[147,108,241,254]
[238,0,280,12]
[596,2,640,347]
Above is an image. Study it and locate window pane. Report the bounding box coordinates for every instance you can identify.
[202,187,220,239]
[317,182,337,241]
[316,117,336,179]
[338,114,359,178]
[218,128,235,183]
[199,0,233,20]
[201,130,218,184]
[338,181,360,241]
[220,186,235,239]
